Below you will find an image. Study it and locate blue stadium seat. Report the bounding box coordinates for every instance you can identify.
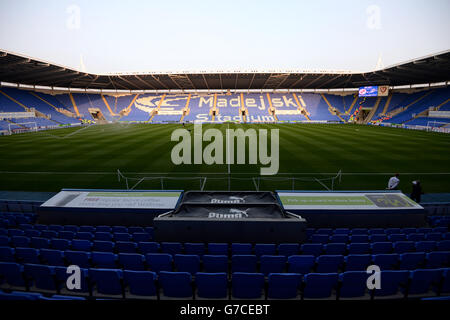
[348,243,370,254]
[138,242,160,254]
[71,239,92,252]
[407,233,425,242]
[9,229,25,237]
[232,272,265,299]
[426,251,450,268]
[393,241,415,253]
[0,236,8,247]
[92,252,117,268]
[12,236,30,248]
[16,247,39,264]
[371,242,393,254]
[372,254,399,270]
[0,262,26,290]
[329,235,349,243]
[24,230,40,238]
[112,226,128,233]
[260,255,286,276]
[254,244,276,257]
[93,240,115,252]
[79,226,95,233]
[369,235,388,242]
[316,255,344,273]
[40,248,65,266]
[174,254,200,275]
[63,225,78,233]
[415,241,436,252]
[386,228,402,235]
[116,241,137,253]
[232,255,257,273]
[59,231,75,240]
[128,227,144,234]
[55,266,90,296]
[145,253,172,273]
[425,233,443,241]
[64,250,91,268]
[195,272,228,299]
[334,228,350,235]
[48,225,64,233]
[316,228,332,235]
[41,231,58,239]
[118,253,145,271]
[437,240,450,251]
[123,270,157,299]
[132,233,150,243]
[96,226,111,233]
[389,234,406,242]
[344,254,372,271]
[287,255,316,274]
[40,295,86,301]
[0,291,41,300]
[324,243,347,255]
[51,239,71,251]
[277,243,299,257]
[95,232,112,241]
[301,244,323,256]
[231,243,253,255]
[339,271,372,299]
[31,237,50,249]
[373,270,409,299]
[203,255,228,273]
[351,228,368,235]
[144,227,154,239]
[402,228,417,235]
[161,242,183,255]
[267,273,301,300]
[399,252,426,270]
[417,228,433,234]
[159,271,193,299]
[407,269,442,298]
[311,234,329,244]
[303,273,338,299]
[75,232,94,241]
[24,264,57,293]
[184,243,205,256]
[114,233,131,242]
[89,268,123,298]
[0,247,15,262]
[350,235,369,243]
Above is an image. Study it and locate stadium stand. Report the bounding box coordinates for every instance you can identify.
[0,200,449,300]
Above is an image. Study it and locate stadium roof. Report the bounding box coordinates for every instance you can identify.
[0,49,449,91]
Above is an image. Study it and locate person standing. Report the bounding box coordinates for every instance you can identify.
[410,180,423,203]
[387,173,400,190]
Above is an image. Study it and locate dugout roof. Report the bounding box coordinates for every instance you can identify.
[0,49,449,90]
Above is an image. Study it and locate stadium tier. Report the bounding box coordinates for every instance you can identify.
[1,87,449,128]
[0,199,449,300]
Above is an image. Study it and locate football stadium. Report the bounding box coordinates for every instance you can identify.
[0,0,449,313]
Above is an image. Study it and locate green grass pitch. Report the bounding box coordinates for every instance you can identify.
[0,123,449,193]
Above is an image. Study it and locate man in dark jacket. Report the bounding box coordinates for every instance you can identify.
[410,180,423,203]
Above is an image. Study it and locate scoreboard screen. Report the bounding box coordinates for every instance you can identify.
[358,85,389,97]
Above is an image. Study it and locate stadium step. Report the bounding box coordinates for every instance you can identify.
[346,95,358,114]
[381,93,393,115]
[180,94,191,123]
[101,94,118,117]
[320,94,341,120]
[436,98,450,110]
[364,97,382,123]
[68,93,81,117]
[147,94,166,122]
[293,93,310,121]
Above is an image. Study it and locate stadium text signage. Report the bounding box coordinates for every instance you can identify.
[171,124,279,175]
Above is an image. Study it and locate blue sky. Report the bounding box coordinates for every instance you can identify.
[0,0,449,74]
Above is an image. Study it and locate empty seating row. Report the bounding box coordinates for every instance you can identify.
[1,238,450,256]
[307,227,448,236]
[1,248,449,273]
[1,262,449,300]
[0,224,154,234]
[308,233,450,243]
